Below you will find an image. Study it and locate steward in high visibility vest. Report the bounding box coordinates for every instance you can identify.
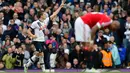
[101,50,112,67]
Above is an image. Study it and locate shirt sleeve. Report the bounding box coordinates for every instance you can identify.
[31,22,37,29]
[44,17,50,26]
[96,16,112,29]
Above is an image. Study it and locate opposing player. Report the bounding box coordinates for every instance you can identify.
[75,12,120,47]
[24,0,65,73]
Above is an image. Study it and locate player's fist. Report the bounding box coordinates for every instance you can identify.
[60,0,66,7]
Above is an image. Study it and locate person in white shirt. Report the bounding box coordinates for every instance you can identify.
[124,17,130,48]
[124,16,130,68]
[50,51,57,68]
[24,0,65,72]
[8,13,22,26]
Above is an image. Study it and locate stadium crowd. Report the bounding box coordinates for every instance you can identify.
[0,0,130,70]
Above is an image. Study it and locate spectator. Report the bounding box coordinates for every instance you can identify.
[72,58,79,69]
[74,3,81,13]
[13,37,21,48]
[59,38,67,52]
[124,16,130,48]
[8,19,19,40]
[2,47,16,69]
[14,47,24,69]
[28,8,36,22]
[23,13,31,24]
[95,30,108,49]
[65,62,72,69]
[33,2,40,14]
[72,11,79,21]
[2,39,12,51]
[70,37,77,52]
[3,5,14,26]
[55,29,62,44]
[103,28,113,41]
[56,45,69,68]
[124,16,130,68]
[61,22,72,34]
[8,13,21,26]
[17,28,28,43]
[67,14,74,28]
[52,22,59,30]
[96,0,103,10]
[63,43,70,55]
[100,4,111,15]
[108,36,121,68]
[65,8,71,15]
[22,43,30,65]
[50,47,57,68]
[109,35,116,44]
[46,34,58,49]
[13,2,24,20]
[69,44,84,67]
[99,40,113,68]
[11,45,16,53]
[107,0,115,9]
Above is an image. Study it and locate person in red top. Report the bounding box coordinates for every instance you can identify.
[75,12,120,47]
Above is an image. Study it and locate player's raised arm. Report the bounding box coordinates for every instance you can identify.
[50,0,65,19]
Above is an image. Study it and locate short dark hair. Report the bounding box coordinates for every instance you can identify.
[37,11,44,18]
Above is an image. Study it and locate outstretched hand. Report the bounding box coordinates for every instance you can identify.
[50,0,66,19]
[60,0,66,7]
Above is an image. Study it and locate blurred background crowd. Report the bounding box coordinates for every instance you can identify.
[0,0,130,70]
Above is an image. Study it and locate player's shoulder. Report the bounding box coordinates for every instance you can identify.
[32,20,39,24]
[45,17,50,21]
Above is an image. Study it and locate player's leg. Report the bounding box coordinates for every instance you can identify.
[84,24,91,42]
[75,17,84,42]
[83,24,93,47]
[38,42,46,72]
[24,42,41,72]
[24,54,38,73]
[38,52,45,72]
